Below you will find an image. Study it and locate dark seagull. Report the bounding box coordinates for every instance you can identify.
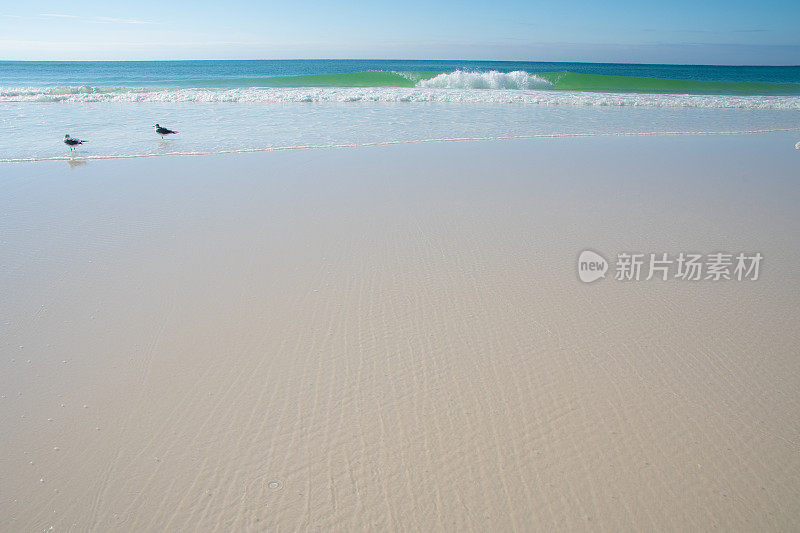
[63,134,87,151]
[155,124,178,139]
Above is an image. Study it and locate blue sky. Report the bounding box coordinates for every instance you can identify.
[1,0,799,64]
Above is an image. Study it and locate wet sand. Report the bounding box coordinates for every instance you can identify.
[1,133,799,531]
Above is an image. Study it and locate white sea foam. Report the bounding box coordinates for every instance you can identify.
[2,86,800,110]
[417,70,554,90]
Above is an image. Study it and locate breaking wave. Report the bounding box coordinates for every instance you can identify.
[417,70,554,89]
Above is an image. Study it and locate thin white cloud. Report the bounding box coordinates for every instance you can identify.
[90,16,154,25]
[0,39,255,49]
[40,13,80,19]
[39,13,155,24]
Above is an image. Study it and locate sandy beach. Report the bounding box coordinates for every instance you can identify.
[1,133,799,531]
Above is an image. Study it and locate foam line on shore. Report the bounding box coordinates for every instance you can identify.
[3,85,800,109]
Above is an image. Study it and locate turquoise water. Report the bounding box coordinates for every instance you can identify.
[3,60,800,90]
[1,60,799,161]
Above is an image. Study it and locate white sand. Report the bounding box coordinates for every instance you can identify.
[1,133,799,531]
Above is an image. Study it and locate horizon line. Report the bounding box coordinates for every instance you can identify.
[1,58,799,67]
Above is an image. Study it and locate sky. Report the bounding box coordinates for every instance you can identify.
[1,0,799,64]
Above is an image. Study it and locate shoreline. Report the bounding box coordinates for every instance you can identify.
[2,126,800,164]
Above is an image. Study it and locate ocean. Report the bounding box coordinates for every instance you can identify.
[2,60,799,162]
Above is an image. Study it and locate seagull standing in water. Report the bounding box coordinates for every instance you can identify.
[63,134,87,151]
[155,124,178,139]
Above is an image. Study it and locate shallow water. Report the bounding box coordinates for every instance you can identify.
[2,99,799,162]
